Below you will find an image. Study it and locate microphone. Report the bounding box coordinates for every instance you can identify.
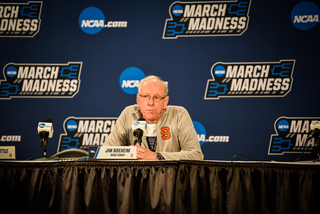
[308,121,320,161]
[37,118,54,139]
[132,119,147,145]
[308,121,320,140]
[37,118,53,159]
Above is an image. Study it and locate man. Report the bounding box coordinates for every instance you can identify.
[103,75,204,160]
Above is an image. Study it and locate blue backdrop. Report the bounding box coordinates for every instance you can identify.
[0,0,319,161]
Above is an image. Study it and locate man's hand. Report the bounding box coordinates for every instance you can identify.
[135,144,157,160]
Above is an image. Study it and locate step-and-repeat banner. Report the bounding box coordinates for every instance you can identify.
[1,0,319,161]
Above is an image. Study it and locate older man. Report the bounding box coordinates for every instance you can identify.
[103,75,204,160]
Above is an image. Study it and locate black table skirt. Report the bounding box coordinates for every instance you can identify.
[0,160,319,214]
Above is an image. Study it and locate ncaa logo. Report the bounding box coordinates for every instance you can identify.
[119,67,145,95]
[193,121,206,146]
[214,65,226,77]
[66,120,78,132]
[172,4,183,16]
[79,7,105,34]
[277,119,289,132]
[291,1,320,30]
[6,66,17,78]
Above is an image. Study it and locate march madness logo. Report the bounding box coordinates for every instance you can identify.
[204,60,295,99]
[0,62,82,99]
[0,1,42,37]
[269,117,320,155]
[163,0,251,39]
[58,117,117,152]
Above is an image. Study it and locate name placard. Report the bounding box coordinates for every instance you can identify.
[89,146,137,160]
[0,146,16,159]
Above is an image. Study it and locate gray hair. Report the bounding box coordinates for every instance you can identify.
[138,75,168,96]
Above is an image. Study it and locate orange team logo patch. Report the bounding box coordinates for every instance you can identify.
[161,127,171,140]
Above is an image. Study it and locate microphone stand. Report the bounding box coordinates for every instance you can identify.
[35,133,50,161]
[134,137,142,146]
[42,138,48,159]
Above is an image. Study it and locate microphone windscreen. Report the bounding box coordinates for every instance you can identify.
[43,118,53,123]
[132,120,147,138]
[134,129,144,138]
